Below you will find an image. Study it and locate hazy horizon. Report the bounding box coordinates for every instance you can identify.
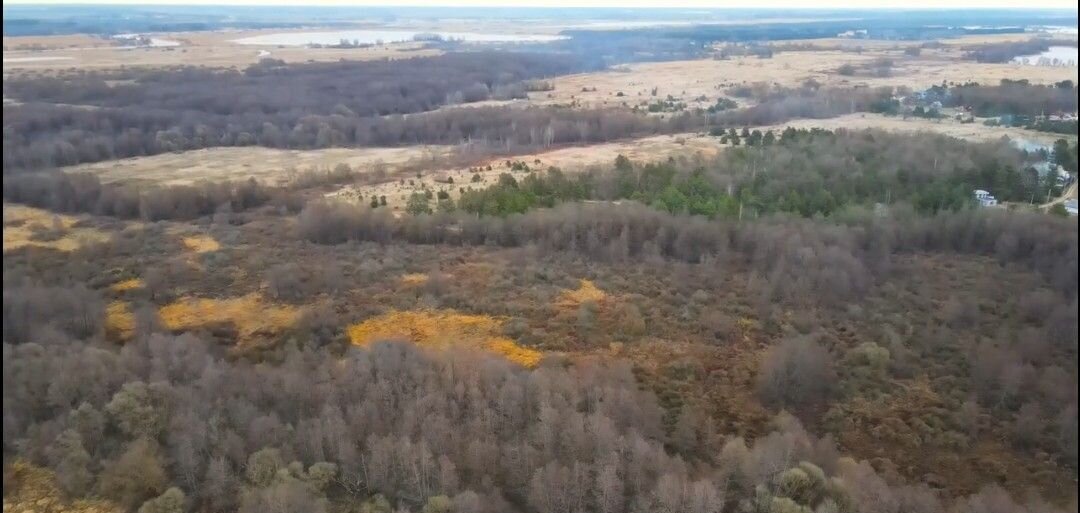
[3,1,1077,10]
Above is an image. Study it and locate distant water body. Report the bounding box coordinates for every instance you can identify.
[232,30,566,46]
[1013,45,1078,67]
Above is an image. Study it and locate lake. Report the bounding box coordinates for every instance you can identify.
[232,30,566,46]
[1013,45,1078,66]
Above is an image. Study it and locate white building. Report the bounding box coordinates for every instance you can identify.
[1065,199,1078,216]
[974,189,998,207]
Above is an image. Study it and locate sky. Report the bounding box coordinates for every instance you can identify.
[2,0,1078,8]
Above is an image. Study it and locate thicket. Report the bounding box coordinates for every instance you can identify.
[963,38,1078,63]
[940,79,1078,118]
[3,53,582,116]
[719,84,901,125]
[1,102,686,172]
[2,172,294,221]
[299,199,1077,300]
[4,294,1074,513]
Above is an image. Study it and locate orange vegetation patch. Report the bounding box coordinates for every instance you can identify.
[105,301,135,342]
[181,235,221,253]
[400,273,430,286]
[555,279,608,309]
[485,336,543,368]
[158,293,300,344]
[2,460,122,513]
[346,310,542,367]
[110,278,144,293]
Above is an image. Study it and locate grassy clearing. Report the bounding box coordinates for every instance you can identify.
[110,278,144,293]
[346,309,542,367]
[2,460,122,513]
[64,145,453,186]
[757,113,1076,146]
[181,235,221,253]
[330,133,722,211]
[555,279,608,309]
[3,31,440,73]
[105,301,135,342]
[158,293,300,344]
[2,204,111,253]
[532,50,1077,110]
[400,273,430,286]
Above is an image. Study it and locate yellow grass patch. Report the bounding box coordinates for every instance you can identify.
[485,336,544,368]
[346,310,542,367]
[2,460,122,513]
[182,235,221,253]
[555,279,608,309]
[158,293,300,343]
[110,278,144,293]
[2,204,111,253]
[401,273,430,285]
[105,301,135,342]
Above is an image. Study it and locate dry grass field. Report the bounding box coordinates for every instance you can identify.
[59,128,721,212]
[63,111,1070,214]
[2,33,116,51]
[2,203,114,253]
[65,146,455,185]
[329,132,725,210]
[529,43,1078,110]
[756,112,1078,146]
[3,29,439,73]
[158,293,303,346]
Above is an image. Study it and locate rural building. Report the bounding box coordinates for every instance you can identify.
[1065,199,1079,216]
[974,189,998,207]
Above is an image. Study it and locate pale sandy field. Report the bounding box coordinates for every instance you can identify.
[2,33,116,51]
[756,113,1077,146]
[65,146,455,186]
[3,29,439,73]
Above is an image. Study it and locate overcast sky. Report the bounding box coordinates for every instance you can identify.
[3,0,1078,8]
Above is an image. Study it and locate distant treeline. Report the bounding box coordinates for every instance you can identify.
[1,3,354,37]
[549,17,1035,65]
[4,53,584,117]
[0,52,606,171]
[2,103,684,172]
[2,173,296,222]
